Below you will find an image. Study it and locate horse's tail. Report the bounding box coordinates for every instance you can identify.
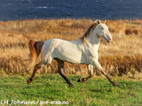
[27,40,44,70]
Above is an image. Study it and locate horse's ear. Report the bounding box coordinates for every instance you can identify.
[94,20,101,24]
[103,20,107,24]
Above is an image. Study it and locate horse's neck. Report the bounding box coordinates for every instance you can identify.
[84,32,100,59]
[86,32,100,48]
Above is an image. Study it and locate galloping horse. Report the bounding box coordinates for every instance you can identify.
[27,20,118,87]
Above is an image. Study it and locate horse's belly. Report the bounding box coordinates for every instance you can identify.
[53,44,83,64]
[56,49,82,63]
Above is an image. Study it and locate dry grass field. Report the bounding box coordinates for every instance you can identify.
[0,19,142,79]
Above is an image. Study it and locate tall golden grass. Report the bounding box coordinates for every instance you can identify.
[0,19,142,77]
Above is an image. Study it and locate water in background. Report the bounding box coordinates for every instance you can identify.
[0,0,142,21]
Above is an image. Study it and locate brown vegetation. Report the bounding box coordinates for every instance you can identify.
[0,19,142,77]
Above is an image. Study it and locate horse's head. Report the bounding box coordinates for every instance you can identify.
[94,20,112,43]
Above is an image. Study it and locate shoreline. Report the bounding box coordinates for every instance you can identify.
[1,18,142,22]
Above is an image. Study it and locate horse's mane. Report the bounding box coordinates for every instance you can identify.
[80,20,101,43]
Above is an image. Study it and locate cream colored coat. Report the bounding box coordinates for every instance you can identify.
[41,21,112,75]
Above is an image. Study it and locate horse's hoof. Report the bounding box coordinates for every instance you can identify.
[69,84,73,88]
[27,80,31,84]
[27,78,32,84]
[77,78,87,82]
[77,78,82,82]
[112,82,118,86]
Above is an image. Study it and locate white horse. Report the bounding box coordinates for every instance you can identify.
[27,20,118,87]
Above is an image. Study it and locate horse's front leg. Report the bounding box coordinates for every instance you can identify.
[56,59,73,87]
[78,64,93,82]
[92,59,118,86]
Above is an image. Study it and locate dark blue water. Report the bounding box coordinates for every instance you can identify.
[0,0,142,21]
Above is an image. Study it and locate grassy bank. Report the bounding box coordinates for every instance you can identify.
[0,75,142,105]
[0,19,142,76]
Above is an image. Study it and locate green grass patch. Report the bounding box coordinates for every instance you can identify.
[0,75,142,105]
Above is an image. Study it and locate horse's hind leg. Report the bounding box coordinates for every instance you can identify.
[27,62,43,84]
[56,59,73,87]
[78,64,93,82]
